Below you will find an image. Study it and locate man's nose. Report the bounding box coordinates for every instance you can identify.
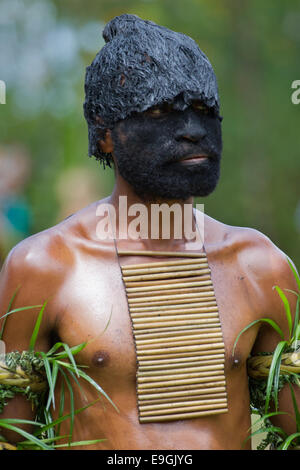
[174,112,207,143]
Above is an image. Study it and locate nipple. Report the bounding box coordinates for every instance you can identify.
[92,350,110,367]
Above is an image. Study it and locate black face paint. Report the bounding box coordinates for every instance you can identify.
[111,101,222,201]
[83,14,222,165]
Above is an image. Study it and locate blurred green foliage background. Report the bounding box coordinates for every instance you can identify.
[0,0,299,263]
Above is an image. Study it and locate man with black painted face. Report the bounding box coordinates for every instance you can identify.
[0,14,299,450]
[110,99,222,201]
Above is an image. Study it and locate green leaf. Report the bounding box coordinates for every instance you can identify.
[294,323,300,349]
[287,382,300,433]
[273,286,292,339]
[66,369,87,402]
[0,421,52,450]
[280,432,300,450]
[232,318,284,356]
[46,341,87,359]
[45,341,65,357]
[53,439,105,448]
[55,360,118,412]
[0,418,43,426]
[265,340,288,414]
[102,306,113,334]
[42,408,55,440]
[35,399,101,436]
[19,434,70,448]
[29,301,48,352]
[292,297,300,343]
[76,369,119,412]
[249,425,287,439]
[0,305,43,320]
[47,360,59,412]
[0,287,20,340]
[56,380,65,437]
[39,352,55,410]
[287,258,300,293]
[249,411,289,433]
[284,289,299,297]
[61,343,81,378]
[273,349,285,411]
[59,368,75,444]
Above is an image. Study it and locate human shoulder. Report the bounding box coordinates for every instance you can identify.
[206,215,298,324]
[2,222,72,282]
[205,214,291,277]
[223,223,294,288]
[0,201,104,335]
[1,201,100,294]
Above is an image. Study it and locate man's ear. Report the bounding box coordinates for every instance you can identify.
[99,129,114,154]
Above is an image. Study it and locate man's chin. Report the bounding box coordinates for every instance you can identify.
[117,160,221,202]
[131,184,218,202]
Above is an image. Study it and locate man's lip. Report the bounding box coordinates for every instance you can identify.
[180,154,208,163]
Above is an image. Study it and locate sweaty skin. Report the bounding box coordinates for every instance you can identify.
[0,106,298,450]
[0,205,298,450]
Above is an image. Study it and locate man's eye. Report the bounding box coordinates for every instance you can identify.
[146,103,171,117]
[151,107,163,115]
[193,103,209,114]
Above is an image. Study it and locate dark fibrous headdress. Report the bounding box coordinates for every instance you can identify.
[83,14,220,165]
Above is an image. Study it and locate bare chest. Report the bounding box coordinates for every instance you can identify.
[53,250,259,393]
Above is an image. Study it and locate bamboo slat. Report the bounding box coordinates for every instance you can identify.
[128,291,215,304]
[119,250,227,423]
[138,370,225,384]
[139,359,225,371]
[132,314,219,323]
[131,307,218,317]
[139,392,227,405]
[139,409,228,423]
[123,269,211,282]
[134,320,221,330]
[136,343,224,356]
[139,398,227,412]
[136,337,223,350]
[140,402,228,417]
[138,364,224,376]
[127,286,214,298]
[138,387,226,401]
[137,375,226,389]
[122,262,209,275]
[138,380,226,395]
[134,324,220,335]
[138,353,225,365]
[126,275,212,292]
[135,327,220,340]
[136,332,222,345]
[135,349,226,360]
[130,304,218,313]
[118,250,207,258]
[122,258,208,270]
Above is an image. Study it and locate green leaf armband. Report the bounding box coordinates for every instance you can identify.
[248,351,300,379]
[0,351,47,414]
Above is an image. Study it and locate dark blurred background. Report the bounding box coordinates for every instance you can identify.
[0,0,299,266]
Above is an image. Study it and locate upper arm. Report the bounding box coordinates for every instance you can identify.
[0,242,53,352]
[0,239,58,442]
[250,241,300,439]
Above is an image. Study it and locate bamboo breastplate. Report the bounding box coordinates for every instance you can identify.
[118,249,228,423]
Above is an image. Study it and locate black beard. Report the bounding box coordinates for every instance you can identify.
[112,133,221,202]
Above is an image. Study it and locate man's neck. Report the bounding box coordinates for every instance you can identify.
[107,176,200,252]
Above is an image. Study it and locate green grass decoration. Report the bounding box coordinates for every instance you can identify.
[233,257,300,450]
[0,295,118,450]
[28,301,48,352]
